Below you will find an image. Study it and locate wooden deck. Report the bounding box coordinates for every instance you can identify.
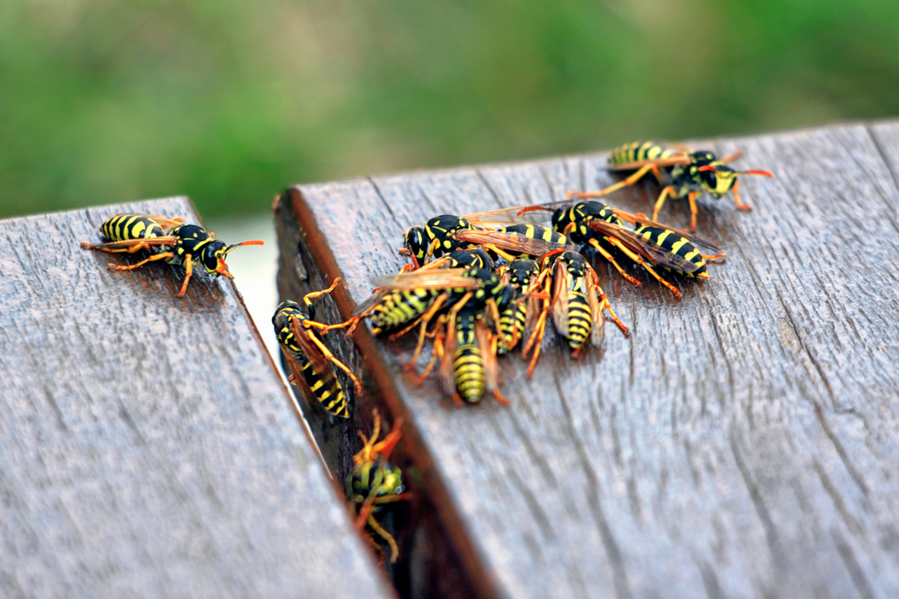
[0,199,395,599]
[276,121,899,599]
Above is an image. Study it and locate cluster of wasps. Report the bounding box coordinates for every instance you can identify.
[266,140,771,562]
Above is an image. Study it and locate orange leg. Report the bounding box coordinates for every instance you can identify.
[601,237,682,297]
[177,255,194,297]
[587,239,641,287]
[107,251,174,271]
[687,191,700,232]
[582,163,659,197]
[389,292,452,340]
[732,179,752,212]
[590,271,629,335]
[652,187,676,223]
[493,389,512,406]
[304,328,364,395]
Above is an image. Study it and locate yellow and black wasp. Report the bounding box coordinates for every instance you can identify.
[576,206,726,284]
[348,409,410,564]
[570,141,773,231]
[508,200,725,296]
[81,214,264,296]
[401,214,571,269]
[436,302,508,405]
[273,279,363,419]
[496,259,541,355]
[522,250,629,375]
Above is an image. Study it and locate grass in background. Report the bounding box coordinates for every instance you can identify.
[2,0,899,219]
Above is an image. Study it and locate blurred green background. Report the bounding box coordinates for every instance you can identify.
[3,0,899,220]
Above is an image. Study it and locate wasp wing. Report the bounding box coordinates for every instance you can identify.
[550,259,570,339]
[607,208,724,253]
[288,315,334,375]
[437,316,457,397]
[587,280,606,347]
[139,215,185,230]
[606,155,693,171]
[477,319,500,394]
[585,219,708,274]
[368,268,479,291]
[84,236,179,251]
[451,229,572,259]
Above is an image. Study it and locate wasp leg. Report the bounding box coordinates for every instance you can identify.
[732,179,752,212]
[176,255,194,297]
[411,320,446,384]
[365,515,400,564]
[481,244,518,263]
[409,314,446,376]
[652,187,676,223]
[303,278,341,307]
[701,252,726,262]
[522,273,552,377]
[576,163,661,199]
[590,270,630,335]
[492,389,512,406]
[389,292,451,340]
[106,251,174,274]
[720,148,744,164]
[586,239,642,287]
[687,191,701,232]
[302,326,364,395]
[600,236,682,297]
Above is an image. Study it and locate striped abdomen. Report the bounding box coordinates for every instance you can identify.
[565,292,592,350]
[100,214,166,242]
[453,313,485,403]
[370,288,437,334]
[634,225,707,277]
[300,360,348,418]
[273,302,348,418]
[609,141,676,168]
[497,302,526,354]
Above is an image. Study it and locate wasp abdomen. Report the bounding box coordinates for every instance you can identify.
[100,214,166,242]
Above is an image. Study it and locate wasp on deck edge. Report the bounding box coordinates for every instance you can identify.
[348,409,410,565]
[81,213,264,296]
[273,279,362,419]
[569,141,772,231]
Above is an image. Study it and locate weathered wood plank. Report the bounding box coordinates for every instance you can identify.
[0,199,395,599]
[278,122,899,599]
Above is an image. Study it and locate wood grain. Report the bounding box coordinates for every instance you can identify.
[0,199,395,599]
[279,122,899,599]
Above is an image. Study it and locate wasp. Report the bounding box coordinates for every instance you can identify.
[347,409,410,564]
[401,214,569,269]
[349,266,508,337]
[522,250,629,375]
[401,215,478,269]
[569,141,773,231]
[496,259,541,355]
[577,206,726,283]
[510,200,724,296]
[273,279,363,419]
[81,214,264,296]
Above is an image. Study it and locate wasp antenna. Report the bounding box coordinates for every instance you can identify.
[224,239,265,253]
[739,169,774,178]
